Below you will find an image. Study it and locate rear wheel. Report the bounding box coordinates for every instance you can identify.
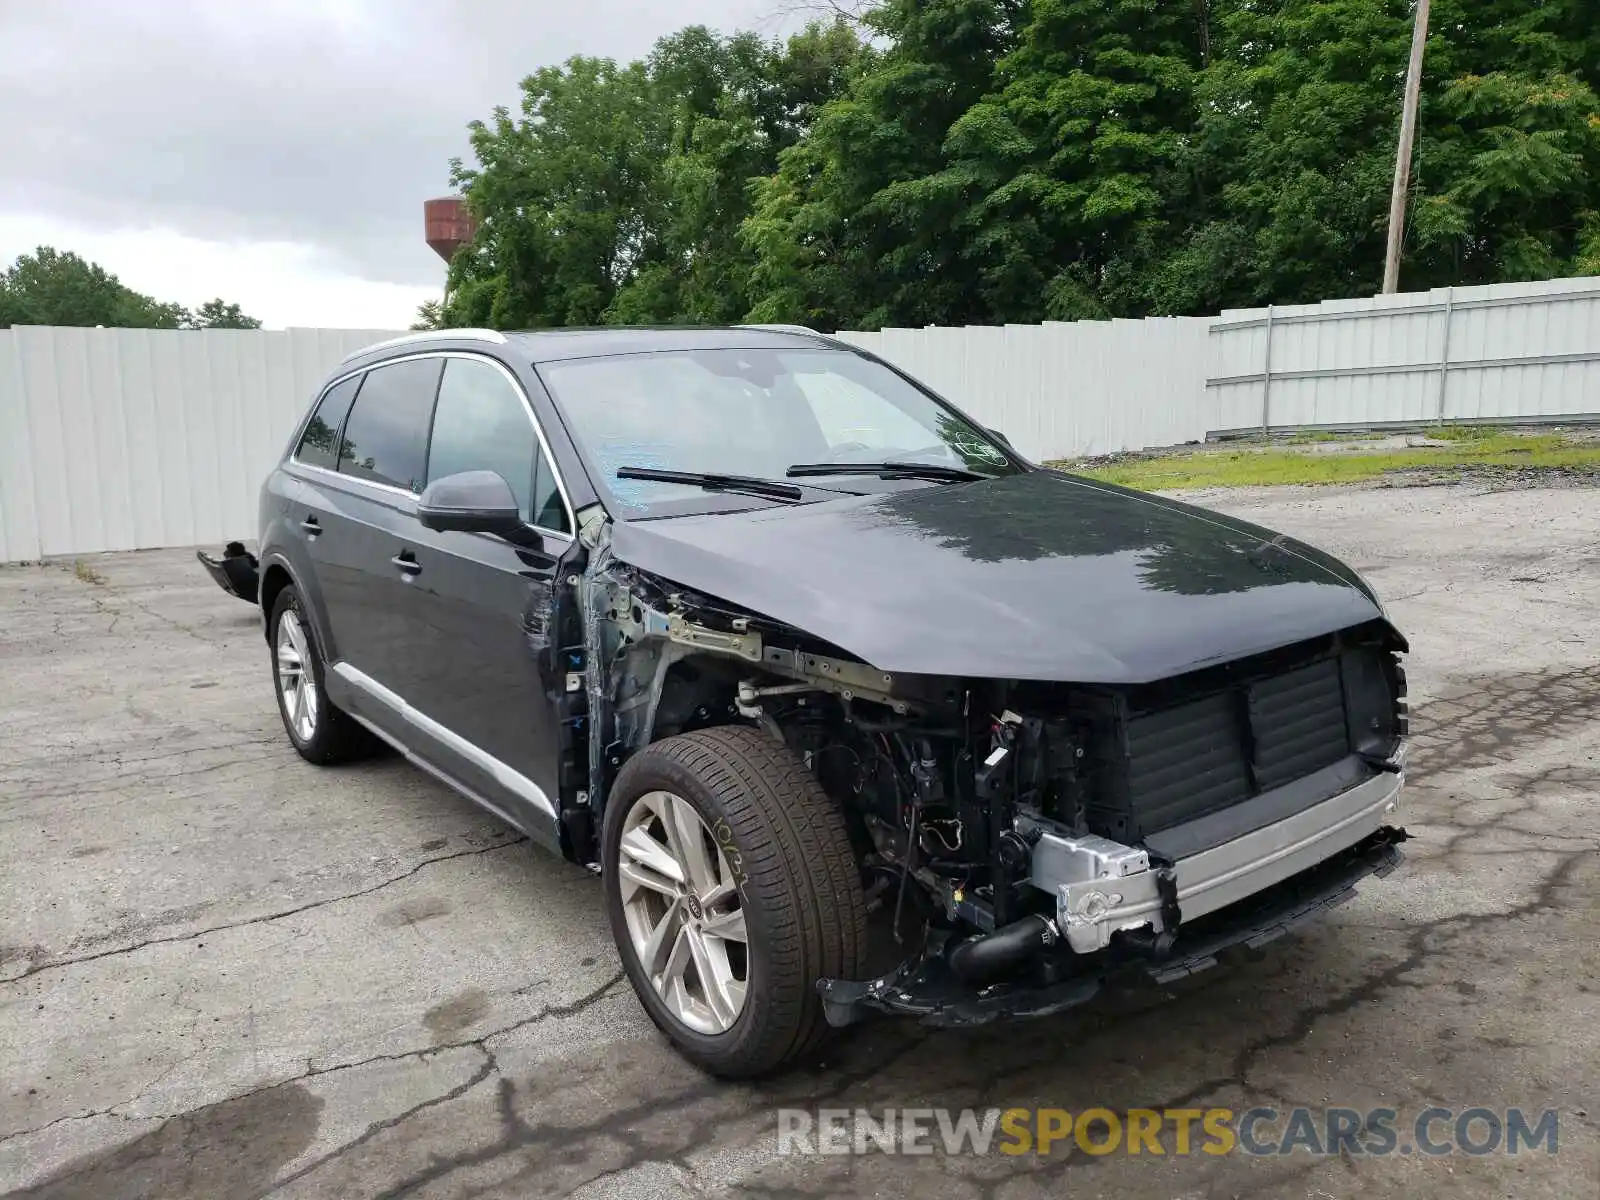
[602,725,867,1078]
[269,586,372,764]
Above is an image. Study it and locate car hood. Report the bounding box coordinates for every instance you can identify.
[608,471,1395,684]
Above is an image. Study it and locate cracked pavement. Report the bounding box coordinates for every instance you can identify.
[2,482,1597,1199]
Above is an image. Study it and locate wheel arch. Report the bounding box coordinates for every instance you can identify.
[259,561,294,638]
[257,551,339,668]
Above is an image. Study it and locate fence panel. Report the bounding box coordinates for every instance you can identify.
[2,276,1597,562]
[0,326,395,561]
[1205,277,1600,434]
[837,315,1213,461]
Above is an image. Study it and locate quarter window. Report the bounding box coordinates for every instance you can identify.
[336,357,444,492]
[295,375,361,470]
[530,451,569,533]
[426,357,571,533]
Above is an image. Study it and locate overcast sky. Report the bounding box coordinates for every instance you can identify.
[0,0,797,328]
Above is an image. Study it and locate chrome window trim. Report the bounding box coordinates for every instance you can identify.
[342,328,508,362]
[332,663,558,822]
[288,349,577,541]
[289,460,424,503]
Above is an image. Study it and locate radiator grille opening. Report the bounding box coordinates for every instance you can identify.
[1085,640,1389,841]
[1249,657,1350,790]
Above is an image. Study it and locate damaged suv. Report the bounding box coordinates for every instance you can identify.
[207,326,1408,1077]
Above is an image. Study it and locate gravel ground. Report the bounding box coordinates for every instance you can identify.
[1,481,1596,1199]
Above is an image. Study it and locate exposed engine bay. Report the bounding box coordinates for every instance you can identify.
[560,514,1410,1025]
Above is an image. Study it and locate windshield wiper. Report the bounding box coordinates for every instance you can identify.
[615,466,807,502]
[785,461,990,483]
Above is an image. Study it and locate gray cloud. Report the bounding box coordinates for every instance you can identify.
[0,0,790,284]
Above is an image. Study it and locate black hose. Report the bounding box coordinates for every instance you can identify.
[946,914,1053,981]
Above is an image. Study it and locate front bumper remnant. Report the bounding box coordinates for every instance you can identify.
[197,542,260,604]
[1036,765,1404,953]
[818,826,1406,1028]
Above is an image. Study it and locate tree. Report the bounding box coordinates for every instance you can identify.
[0,246,184,328]
[0,247,261,330]
[1405,0,1600,285]
[446,56,671,328]
[1149,0,1599,309]
[410,299,444,330]
[442,3,1597,331]
[185,298,262,329]
[745,0,1025,330]
[446,22,864,331]
[607,22,863,325]
[942,0,1210,320]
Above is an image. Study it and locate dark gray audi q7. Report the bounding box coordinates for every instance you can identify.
[202,325,1408,1077]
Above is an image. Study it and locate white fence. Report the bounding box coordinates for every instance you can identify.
[840,275,1600,458]
[1205,276,1600,435]
[2,275,1598,562]
[0,327,394,563]
[836,317,1213,462]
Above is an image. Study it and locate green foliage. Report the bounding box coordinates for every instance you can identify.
[943,0,1207,320]
[1,247,182,328]
[0,247,260,330]
[410,299,444,331]
[445,22,864,330]
[448,0,1600,331]
[185,298,262,329]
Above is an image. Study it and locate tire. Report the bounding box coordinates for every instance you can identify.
[268,585,372,765]
[602,725,868,1078]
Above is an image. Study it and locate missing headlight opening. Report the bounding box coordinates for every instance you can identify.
[566,525,1409,1029]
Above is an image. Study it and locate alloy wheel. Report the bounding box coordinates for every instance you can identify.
[617,790,749,1035]
[275,610,319,742]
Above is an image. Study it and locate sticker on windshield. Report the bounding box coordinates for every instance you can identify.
[951,438,1009,466]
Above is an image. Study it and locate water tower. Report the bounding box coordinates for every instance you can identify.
[424,196,475,262]
[424,197,476,315]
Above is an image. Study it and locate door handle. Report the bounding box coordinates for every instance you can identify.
[390,551,422,577]
[301,515,321,537]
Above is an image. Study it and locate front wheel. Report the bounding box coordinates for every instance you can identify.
[601,726,867,1078]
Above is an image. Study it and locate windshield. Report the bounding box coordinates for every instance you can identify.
[537,347,1020,514]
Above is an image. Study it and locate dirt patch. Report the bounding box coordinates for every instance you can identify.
[423,988,491,1043]
[378,897,453,930]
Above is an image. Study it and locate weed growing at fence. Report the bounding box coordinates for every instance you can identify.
[71,559,107,585]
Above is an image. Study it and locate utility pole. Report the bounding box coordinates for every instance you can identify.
[1382,0,1431,294]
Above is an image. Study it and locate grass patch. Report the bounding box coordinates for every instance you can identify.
[1060,431,1600,490]
[72,559,107,585]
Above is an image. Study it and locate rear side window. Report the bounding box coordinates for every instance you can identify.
[427,357,571,534]
[295,375,361,470]
[337,357,444,492]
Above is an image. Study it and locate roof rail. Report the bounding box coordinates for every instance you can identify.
[343,328,508,362]
[736,323,822,336]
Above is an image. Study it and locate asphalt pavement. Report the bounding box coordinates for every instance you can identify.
[1,481,1596,1198]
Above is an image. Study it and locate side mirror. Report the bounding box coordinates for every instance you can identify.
[988,427,1015,451]
[417,470,524,536]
